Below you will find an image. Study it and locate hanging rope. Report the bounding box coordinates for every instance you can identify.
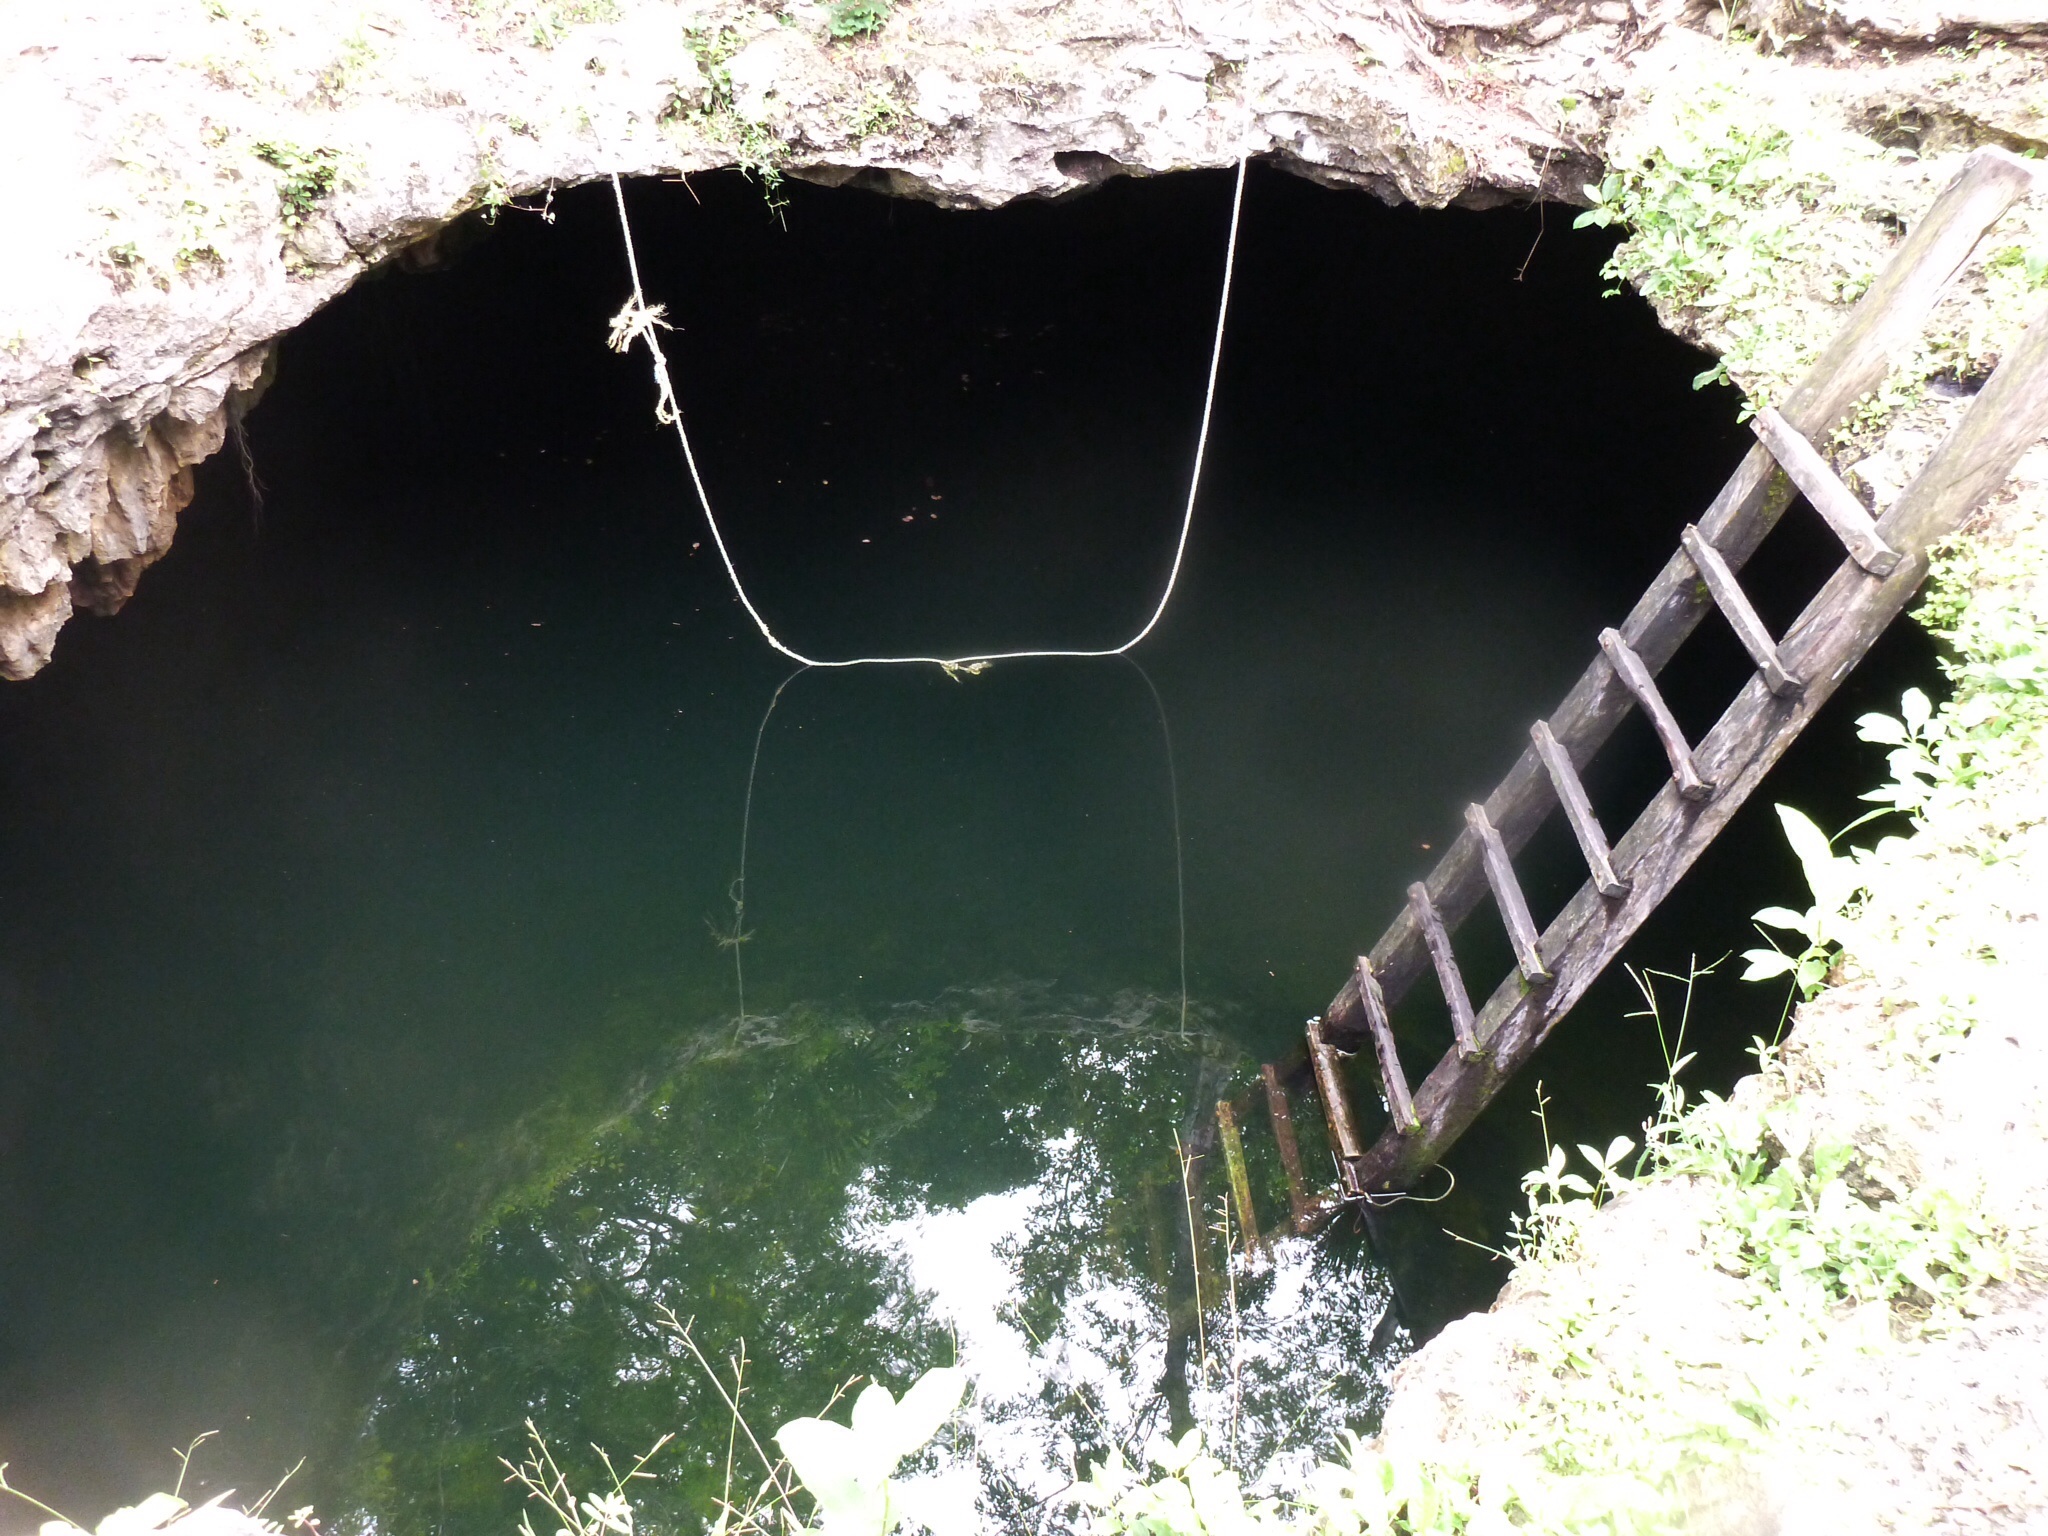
[605,149,1250,672]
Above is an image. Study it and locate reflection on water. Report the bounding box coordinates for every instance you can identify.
[358,984,1400,1535]
[349,660,1397,1535]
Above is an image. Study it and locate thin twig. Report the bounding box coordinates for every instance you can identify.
[1515,144,1557,282]
[0,1465,80,1529]
[172,1431,220,1500]
[249,1457,305,1520]
[654,1308,805,1519]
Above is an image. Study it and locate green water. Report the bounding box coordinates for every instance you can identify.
[0,168,1933,1533]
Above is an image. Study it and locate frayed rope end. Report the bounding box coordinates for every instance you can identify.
[607,298,672,355]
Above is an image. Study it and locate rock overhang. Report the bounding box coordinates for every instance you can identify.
[3,0,2043,677]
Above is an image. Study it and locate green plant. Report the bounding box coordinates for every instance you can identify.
[314,28,379,102]
[730,116,790,221]
[454,0,619,47]
[846,86,904,141]
[665,26,789,217]
[475,142,511,221]
[1919,237,2048,384]
[1458,1081,1643,1275]
[1074,1431,1294,1533]
[1573,117,1811,305]
[776,1368,968,1535]
[503,1428,671,1536]
[1739,804,1869,1000]
[680,24,743,111]
[527,0,619,49]
[1434,937,2017,1523]
[2,1443,324,1536]
[1696,1130,2012,1333]
[505,1327,967,1536]
[826,0,891,39]
[1916,535,2048,756]
[1986,242,2048,292]
[1573,85,1853,398]
[250,140,340,228]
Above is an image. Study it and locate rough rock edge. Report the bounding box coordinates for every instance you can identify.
[4,0,2046,678]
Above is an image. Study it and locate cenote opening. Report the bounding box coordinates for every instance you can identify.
[0,165,1938,1533]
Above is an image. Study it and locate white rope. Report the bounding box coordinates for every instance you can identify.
[605,152,1250,672]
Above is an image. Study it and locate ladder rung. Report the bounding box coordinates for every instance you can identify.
[1306,1018,1366,1195]
[1530,719,1630,899]
[1599,627,1716,802]
[1465,803,1551,983]
[1750,407,1902,576]
[1681,524,1804,698]
[1260,1062,1312,1229]
[1407,881,1481,1059]
[1353,956,1420,1133]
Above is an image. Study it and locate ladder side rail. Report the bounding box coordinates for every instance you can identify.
[1351,296,2048,1194]
[1315,148,2031,1046]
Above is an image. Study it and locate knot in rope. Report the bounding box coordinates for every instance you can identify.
[606,297,672,356]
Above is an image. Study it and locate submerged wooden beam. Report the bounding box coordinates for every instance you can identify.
[1214,1099,1262,1254]
[1531,718,1629,898]
[1314,148,2032,1051]
[1408,881,1481,1060]
[1681,524,1803,698]
[1352,290,2048,1194]
[1306,1018,1366,1196]
[1750,406,1901,576]
[1354,956,1420,1132]
[1466,802,1550,983]
[1261,1062,1312,1230]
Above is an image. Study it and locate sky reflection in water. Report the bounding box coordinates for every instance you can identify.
[363,981,1401,1536]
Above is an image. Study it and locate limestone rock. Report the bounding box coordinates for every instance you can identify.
[3,0,2044,675]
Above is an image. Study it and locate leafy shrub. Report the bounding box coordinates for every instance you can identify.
[827,0,891,38]
[1573,84,1857,395]
[250,141,340,228]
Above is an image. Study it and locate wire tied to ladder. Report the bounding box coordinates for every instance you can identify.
[605,140,1251,671]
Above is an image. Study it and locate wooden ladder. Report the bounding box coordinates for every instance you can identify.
[1214,147,2048,1221]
